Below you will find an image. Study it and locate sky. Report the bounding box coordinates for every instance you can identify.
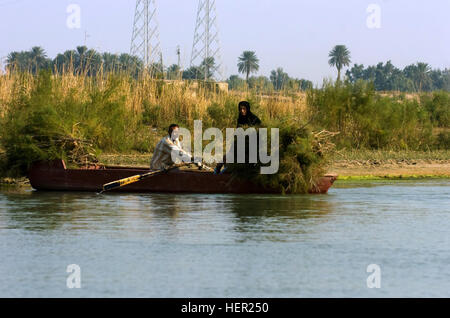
[0,0,449,84]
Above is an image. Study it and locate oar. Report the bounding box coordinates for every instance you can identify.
[98,162,213,194]
[98,164,186,194]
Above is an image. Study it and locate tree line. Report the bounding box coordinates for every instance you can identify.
[346,61,450,92]
[227,69,313,92]
[326,45,449,92]
[226,50,313,92]
[5,46,144,77]
[228,46,448,93]
[5,45,450,92]
[5,46,220,81]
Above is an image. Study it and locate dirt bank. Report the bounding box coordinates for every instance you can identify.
[328,159,450,179]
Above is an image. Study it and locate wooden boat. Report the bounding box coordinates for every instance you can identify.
[28,160,338,194]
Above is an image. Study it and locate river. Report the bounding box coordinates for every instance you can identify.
[0,180,449,297]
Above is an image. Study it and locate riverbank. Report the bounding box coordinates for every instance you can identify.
[330,160,450,180]
[0,177,30,188]
[96,150,450,180]
[328,150,450,180]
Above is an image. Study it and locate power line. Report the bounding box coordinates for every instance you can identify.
[190,0,223,81]
[130,0,162,69]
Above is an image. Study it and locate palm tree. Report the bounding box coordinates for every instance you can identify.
[182,66,202,80]
[415,62,431,92]
[328,45,351,82]
[6,47,49,73]
[6,52,20,72]
[167,64,181,80]
[30,46,46,60]
[237,51,259,82]
[75,46,88,73]
[84,49,102,76]
[270,68,289,90]
[30,46,48,73]
[102,53,120,73]
[119,53,143,77]
[200,57,215,80]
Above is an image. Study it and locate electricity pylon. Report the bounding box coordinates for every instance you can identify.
[130,0,162,69]
[190,0,223,81]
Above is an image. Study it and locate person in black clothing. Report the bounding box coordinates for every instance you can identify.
[237,101,261,128]
[214,101,262,174]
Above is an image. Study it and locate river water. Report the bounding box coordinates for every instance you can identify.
[0,180,449,298]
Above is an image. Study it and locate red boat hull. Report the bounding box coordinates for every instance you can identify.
[28,160,337,194]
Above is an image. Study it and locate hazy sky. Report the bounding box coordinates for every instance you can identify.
[1,0,449,83]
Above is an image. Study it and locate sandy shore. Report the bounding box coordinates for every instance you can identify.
[329,159,450,179]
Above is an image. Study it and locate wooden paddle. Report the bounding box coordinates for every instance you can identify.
[99,164,186,194]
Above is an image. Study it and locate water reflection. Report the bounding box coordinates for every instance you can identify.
[1,191,120,232]
[0,190,336,243]
[2,191,73,231]
[227,195,335,242]
[229,195,333,219]
[145,194,184,218]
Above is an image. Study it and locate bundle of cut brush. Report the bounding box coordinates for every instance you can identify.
[226,122,338,194]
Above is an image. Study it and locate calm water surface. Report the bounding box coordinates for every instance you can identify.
[0,180,449,297]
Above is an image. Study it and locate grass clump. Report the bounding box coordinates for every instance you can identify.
[227,121,336,194]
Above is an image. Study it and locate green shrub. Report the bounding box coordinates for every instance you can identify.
[227,121,332,194]
[421,91,450,128]
[206,98,238,128]
[307,80,435,150]
[436,131,450,150]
